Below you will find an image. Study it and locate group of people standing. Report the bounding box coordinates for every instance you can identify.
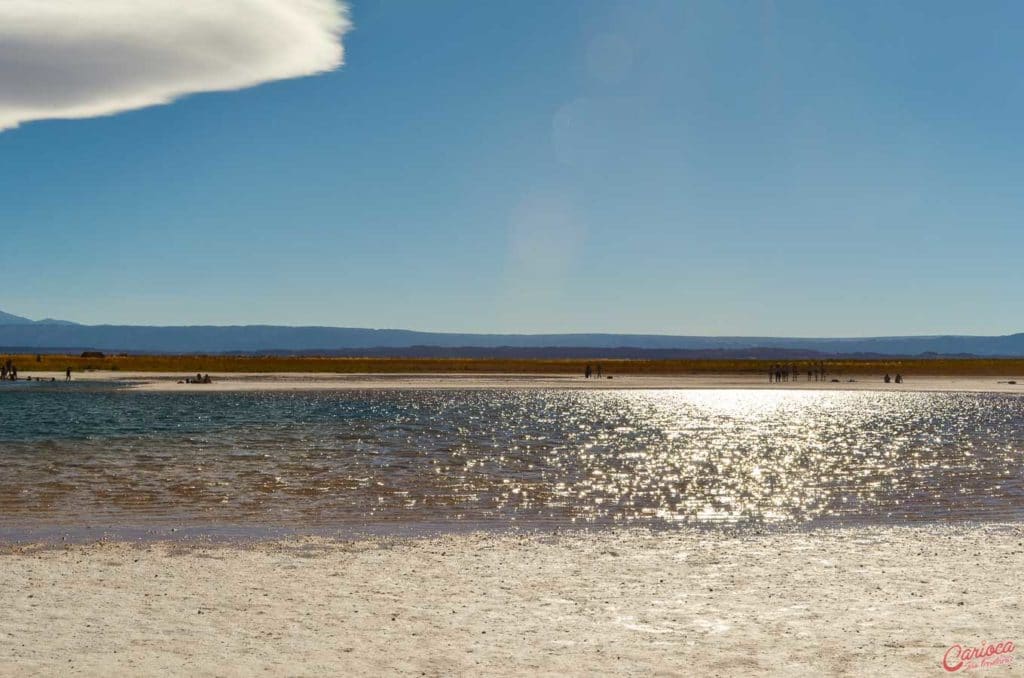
[769,362,908,385]
[1,358,73,382]
[769,362,830,383]
[584,364,604,379]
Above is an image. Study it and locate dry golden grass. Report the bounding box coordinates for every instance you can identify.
[4,353,1024,377]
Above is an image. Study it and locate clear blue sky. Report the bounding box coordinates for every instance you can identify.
[1,0,1023,336]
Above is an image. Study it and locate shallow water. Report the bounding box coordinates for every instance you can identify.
[0,384,1021,532]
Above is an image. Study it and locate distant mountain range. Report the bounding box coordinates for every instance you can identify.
[1,310,1023,357]
[0,310,79,326]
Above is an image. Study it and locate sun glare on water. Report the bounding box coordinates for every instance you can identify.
[0,387,1020,530]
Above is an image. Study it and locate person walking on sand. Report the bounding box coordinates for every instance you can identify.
[66,367,72,382]
[585,364,592,379]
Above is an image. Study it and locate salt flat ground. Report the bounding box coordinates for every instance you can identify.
[1,526,1021,677]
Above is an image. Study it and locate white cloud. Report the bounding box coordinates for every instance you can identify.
[0,0,351,131]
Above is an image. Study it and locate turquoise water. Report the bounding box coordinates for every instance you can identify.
[1,384,1022,533]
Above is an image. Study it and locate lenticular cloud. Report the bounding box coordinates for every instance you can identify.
[0,0,351,131]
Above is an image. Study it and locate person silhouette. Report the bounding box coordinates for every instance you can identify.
[66,367,72,382]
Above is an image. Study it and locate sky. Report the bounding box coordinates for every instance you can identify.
[1,0,1023,336]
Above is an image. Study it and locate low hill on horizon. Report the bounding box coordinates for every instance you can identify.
[0,310,34,325]
[0,310,79,326]
[0,310,1023,357]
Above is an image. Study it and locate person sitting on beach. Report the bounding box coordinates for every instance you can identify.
[203,374,212,384]
[884,374,891,383]
[895,374,903,383]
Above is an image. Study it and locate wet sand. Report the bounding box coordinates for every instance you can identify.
[24,370,1024,393]
[1,525,1020,676]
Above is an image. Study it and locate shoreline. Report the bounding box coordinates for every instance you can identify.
[2,524,1020,676]
[12,370,1024,393]
[2,515,1016,547]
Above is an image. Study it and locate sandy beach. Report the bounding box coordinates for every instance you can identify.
[1,525,1020,676]
[21,370,1024,393]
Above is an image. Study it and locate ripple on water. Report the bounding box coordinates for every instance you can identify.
[0,388,1021,529]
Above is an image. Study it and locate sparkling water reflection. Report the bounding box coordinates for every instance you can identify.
[0,386,1021,529]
